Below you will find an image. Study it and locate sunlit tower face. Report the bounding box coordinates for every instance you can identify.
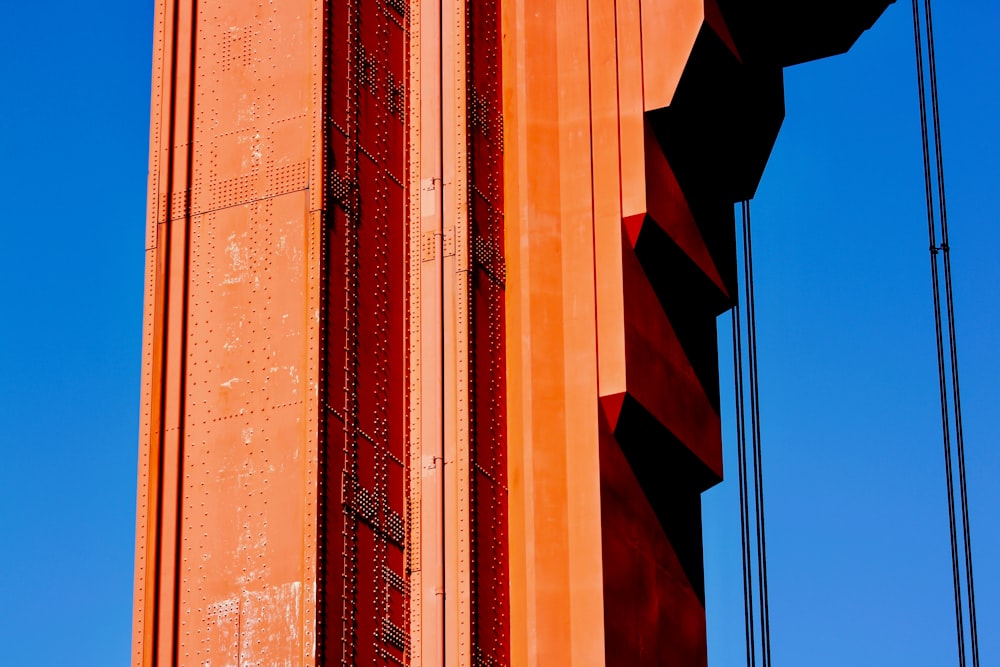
[132,1,892,665]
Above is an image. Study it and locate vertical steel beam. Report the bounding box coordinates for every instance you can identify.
[134,2,325,664]
[132,0,173,662]
[500,1,607,665]
[410,0,446,664]
[441,0,472,663]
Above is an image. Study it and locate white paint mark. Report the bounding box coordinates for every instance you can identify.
[251,132,262,162]
[222,239,248,285]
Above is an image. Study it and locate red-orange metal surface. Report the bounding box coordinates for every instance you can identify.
[138,0,511,664]
[136,1,893,665]
[467,0,511,663]
[500,1,891,664]
[501,2,607,665]
[410,1,445,665]
[320,2,410,665]
[441,0,471,662]
[135,1,323,664]
[640,0,704,110]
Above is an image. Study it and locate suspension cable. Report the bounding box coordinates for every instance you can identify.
[733,199,772,667]
[911,2,980,664]
[743,201,773,667]
[922,2,981,661]
[732,298,756,667]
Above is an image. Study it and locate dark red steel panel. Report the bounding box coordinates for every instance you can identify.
[321,1,410,664]
[599,4,894,663]
[600,410,707,667]
[469,0,511,663]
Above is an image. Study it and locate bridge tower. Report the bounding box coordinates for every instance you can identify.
[133,1,891,665]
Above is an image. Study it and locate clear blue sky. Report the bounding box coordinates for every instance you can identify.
[0,2,996,666]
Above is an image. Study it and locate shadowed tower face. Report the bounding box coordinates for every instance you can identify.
[585,4,894,664]
[132,1,891,665]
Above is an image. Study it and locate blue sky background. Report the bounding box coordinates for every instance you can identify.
[0,1,995,665]
[704,2,1000,666]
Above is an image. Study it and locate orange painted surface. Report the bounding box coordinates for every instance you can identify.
[501,1,607,665]
[592,0,628,418]
[639,0,704,110]
[134,1,322,664]
[410,1,445,665]
[502,1,734,664]
[616,0,647,224]
[136,1,892,664]
[501,1,891,662]
[442,0,474,662]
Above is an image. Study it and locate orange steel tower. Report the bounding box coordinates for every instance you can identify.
[133,1,892,665]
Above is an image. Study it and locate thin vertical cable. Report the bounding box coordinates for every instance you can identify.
[921,3,981,664]
[911,2,973,665]
[742,201,772,667]
[733,200,773,667]
[732,298,756,667]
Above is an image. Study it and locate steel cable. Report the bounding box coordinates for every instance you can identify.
[912,4,965,662]
[743,201,773,667]
[732,298,757,667]
[734,200,772,667]
[911,1,980,664]
[922,3,981,663]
